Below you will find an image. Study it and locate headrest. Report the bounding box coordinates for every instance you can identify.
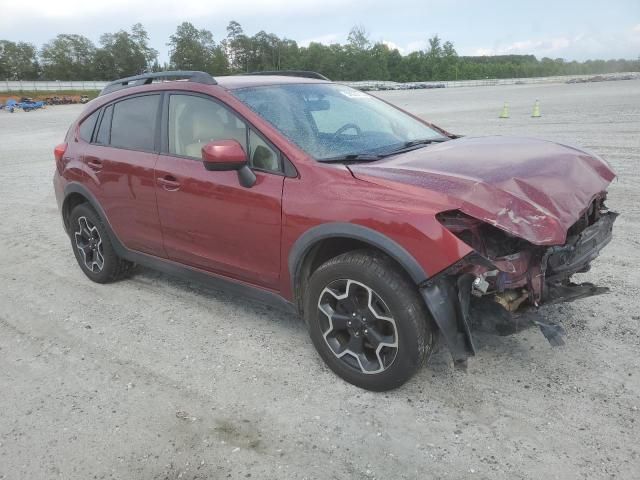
[190,109,225,141]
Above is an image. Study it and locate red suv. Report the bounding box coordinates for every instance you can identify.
[54,71,617,391]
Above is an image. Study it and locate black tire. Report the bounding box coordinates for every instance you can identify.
[304,250,435,391]
[68,203,133,283]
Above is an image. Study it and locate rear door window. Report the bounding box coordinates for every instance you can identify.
[110,95,161,151]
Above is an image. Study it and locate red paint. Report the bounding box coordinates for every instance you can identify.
[82,146,166,257]
[54,77,616,303]
[202,139,247,166]
[349,136,616,246]
[154,154,283,288]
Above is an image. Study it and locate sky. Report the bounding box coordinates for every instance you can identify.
[1,0,639,63]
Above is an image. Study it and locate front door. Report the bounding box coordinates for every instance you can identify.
[154,93,284,289]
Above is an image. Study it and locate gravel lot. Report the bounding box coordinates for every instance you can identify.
[1,80,639,480]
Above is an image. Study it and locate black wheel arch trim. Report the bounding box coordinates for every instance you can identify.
[288,222,429,298]
[63,183,128,254]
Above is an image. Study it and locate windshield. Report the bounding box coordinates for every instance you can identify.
[232,83,447,161]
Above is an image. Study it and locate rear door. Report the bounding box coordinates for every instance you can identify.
[82,94,165,257]
[154,92,284,289]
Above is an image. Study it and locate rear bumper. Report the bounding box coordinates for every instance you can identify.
[53,171,67,232]
[421,211,618,364]
[53,171,64,212]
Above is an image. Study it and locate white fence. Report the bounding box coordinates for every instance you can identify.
[1,80,108,92]
[2,72,638,92]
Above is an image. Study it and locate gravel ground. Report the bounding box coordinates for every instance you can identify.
[0,80,639,480]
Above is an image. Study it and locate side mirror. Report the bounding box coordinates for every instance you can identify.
[202,140,256,188]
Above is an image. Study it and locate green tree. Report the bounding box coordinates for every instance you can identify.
[0,40,39,80]
[223,20,248,72]
[94,24,158,79]
[424,35,443,79]
[370,43,391,80]
[131,23,157,67]
[347,25,371,51]
[168,22,228,74]
[3,22,640,82]
[440,40,458,79]
[387,48,408,81]
[426,35,442,57]
[249,31,282,71]
[299,42,344,79]
[404,51,424,81]
[278,39,301,70]
[40,34,96,80]
[344,25,376,80]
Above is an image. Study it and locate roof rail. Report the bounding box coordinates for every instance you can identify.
[245,70,330,81]
[99,71,217,96]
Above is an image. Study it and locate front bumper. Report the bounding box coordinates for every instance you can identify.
[421,211,618,365]
[544,211,617,285]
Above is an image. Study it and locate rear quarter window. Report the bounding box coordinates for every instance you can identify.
[95,105,113,145]
[79,110,100,143]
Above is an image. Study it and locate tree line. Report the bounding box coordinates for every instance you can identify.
[1,21,638,82]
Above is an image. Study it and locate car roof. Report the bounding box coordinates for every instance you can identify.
[215,75,330,90]
[98,71,332,98]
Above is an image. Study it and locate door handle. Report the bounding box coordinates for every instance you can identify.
[87,158,103,171]
[157,175,181,191]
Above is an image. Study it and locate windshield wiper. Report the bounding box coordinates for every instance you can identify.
[318,153,383,163]
[382,138,448,156]
[318,138,449,163]
[404,138,448,147]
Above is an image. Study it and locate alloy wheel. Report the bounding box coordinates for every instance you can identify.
[317,279,398,374]
[74,216,104,273]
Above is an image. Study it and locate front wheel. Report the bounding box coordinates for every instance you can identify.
[304,250,435,391]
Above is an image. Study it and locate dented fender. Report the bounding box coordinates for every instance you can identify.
[420,211,618,364]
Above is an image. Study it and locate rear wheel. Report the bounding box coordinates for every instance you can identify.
[69,203,133,283]
[304,250,435,391]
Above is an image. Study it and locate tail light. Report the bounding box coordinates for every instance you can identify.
[54,143,67,173]
[54,143,67,162]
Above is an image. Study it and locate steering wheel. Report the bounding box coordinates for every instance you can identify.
[332,123,362,139]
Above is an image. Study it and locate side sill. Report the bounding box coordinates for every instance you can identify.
[123,249,297,315]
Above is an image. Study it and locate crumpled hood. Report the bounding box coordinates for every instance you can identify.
[350,136,616,245]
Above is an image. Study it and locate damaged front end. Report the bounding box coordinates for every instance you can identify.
[422,196,618,366]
